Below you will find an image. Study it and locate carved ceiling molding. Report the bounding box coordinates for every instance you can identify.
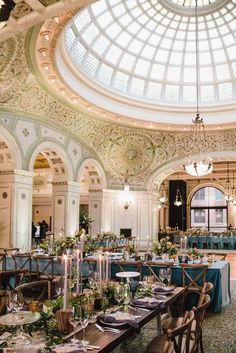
[1,33,236,188]
[0,0,94,43]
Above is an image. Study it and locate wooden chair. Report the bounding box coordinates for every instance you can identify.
[33,255,61,298]
[11,254,33,280]
[0,252,6,270]
[146,310,195,353]
[0,269,28,290]
[179,263,208,293]
[179,263,208,312]
[0,248,19,255]
[191,294,211,353]
[15,280,51,305]
[144,262,173,284]
[207,253,227,261]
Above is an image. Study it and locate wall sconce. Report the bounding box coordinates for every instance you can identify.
[123,200,131,209]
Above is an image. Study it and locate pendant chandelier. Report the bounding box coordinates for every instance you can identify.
[174,188,182,207]
[174,175,182,207]
[224,162,233,202]
[183,0,213,178]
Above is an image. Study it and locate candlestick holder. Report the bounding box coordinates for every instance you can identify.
[56,308,73,334]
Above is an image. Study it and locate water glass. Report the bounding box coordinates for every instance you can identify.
[166,268,171,285]
[159,268,167,284]
[70,307,80,344]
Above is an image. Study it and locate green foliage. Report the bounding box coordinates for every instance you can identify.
[79,211,93,229]
[151,237,177,256]
[96,231,117,241]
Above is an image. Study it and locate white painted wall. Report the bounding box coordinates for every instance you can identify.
[89,189,159,250]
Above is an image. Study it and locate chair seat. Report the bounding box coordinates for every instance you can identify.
[162,317,184,332]
[146,333,169,353]
[147,332,196,353]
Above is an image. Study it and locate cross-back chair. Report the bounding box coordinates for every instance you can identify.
[207,253,227,261]
[179,263,208,293]
[144,262,173,284]
[147,310,195,353]
[32,255,56,298]
[191,294,211,353]
[0,252,6,270]
[11,254,33,280]
[0,248,19,255]
[15,280,51,305]
[0,269,28,290]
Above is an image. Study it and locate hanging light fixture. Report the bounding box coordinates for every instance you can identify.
[183,0,213,178]
[174,188,182,207]
[159,182,168,204]
[174,175,182,207]
[224,162,233,202]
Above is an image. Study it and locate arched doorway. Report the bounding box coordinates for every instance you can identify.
[77,159,107,235]
[29,143,74,241]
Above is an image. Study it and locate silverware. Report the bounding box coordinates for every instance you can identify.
[85,344,101,350]
[128,305,150,312]
[95,323,121,333]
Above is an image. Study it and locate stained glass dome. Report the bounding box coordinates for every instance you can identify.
[57,0,236,115]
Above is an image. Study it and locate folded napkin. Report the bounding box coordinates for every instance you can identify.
[153,285,176,293]
[132,297,164,310]
[99,311,139,328]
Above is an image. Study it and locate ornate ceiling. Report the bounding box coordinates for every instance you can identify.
[1,1,236,189]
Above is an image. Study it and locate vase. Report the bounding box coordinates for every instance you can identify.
[162,253,169,261]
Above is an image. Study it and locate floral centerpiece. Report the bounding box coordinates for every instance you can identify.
[188,247,203,259]
[54,236,77,255]
[151,237,178,258]
[96,231,117,242]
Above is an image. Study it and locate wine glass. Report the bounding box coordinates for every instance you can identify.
[114,284,124,306]
[159,268,167,284]
[70,307,80,344]
[79,307,89,346]
[166,268,171,285]
[6,290,14,313]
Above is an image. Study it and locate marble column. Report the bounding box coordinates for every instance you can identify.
[0,170,33,250]
[52,181,80,237]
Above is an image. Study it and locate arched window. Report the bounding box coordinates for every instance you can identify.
[190,186,227,232]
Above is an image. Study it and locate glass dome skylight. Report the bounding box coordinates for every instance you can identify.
[62,0,236,107]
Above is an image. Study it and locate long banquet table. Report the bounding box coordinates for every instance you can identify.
[65,287,185,353]
[173,234,236,250]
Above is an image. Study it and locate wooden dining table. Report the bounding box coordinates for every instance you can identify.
[65,287,184,353]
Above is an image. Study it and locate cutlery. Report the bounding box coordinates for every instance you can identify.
[128,305,150,312]
[85,344,101,350]
[95,323,121,333]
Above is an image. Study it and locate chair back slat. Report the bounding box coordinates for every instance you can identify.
[15,280,51,303]
[179,263,208,292]
[0,269,28,290]
[144,262,173,283]
[166,310,195,353]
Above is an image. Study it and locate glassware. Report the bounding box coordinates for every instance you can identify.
[123,284,131,305]
[6,290,14,313]
[70,307,80,344]
[79,307,89,346]
[114,284,124,305]
[159,268,167,284]
[166,268,171,285]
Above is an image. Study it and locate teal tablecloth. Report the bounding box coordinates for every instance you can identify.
[174,235,236,250]
[111,261,231,313]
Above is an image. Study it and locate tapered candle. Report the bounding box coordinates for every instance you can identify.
[76,249,80,295]
[98,253,103,296]
[105,251,109,282]
[63,254,68,309]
